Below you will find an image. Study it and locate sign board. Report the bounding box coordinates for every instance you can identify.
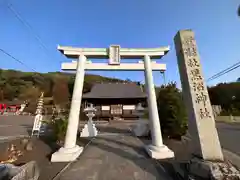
[101,106,110,110]
[123,105,135,110]
[31,114,43,137]
[109,45,121,65]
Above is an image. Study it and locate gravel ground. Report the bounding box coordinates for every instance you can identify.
[0,136,92,180]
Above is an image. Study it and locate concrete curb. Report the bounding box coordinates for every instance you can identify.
[183,135,240,169]
[171,135,240,179]
[223,149,240,169]
[172,151,240,180]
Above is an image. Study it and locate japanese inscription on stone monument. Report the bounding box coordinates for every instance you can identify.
[109,45,121,65]
[174,30,223,161]
[181,34,212,120]
[182,36,211,119]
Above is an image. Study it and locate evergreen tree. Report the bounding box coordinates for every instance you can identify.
[157,82,187,139]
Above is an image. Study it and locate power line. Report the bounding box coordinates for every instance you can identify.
[207,61,240,81]
[0,48,37,72]
[6,1,61,63]
[0,48,47,81]
[207,60,240,82]
[209,64,240,81]
[207,61,240,80]
[0,48,53,105]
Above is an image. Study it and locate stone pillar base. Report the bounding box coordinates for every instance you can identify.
[51,145,83,162]
[132,122,150,137]
[145,144,174,159]
[80,120,98,137]
[188,157,240,179]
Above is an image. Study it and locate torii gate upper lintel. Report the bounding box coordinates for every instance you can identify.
[51,45,174,162]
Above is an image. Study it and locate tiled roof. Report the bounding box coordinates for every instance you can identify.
[82,83,146,99]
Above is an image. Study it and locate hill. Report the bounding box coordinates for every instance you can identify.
[0,69,126,108]
[1,69,239,115]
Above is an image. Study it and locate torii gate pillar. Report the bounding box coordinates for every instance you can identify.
[144,55,174,159]
[51,45,174,162]
[51,54,86,162]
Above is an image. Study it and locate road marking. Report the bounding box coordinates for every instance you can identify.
[0,125,13,127]
[0,135,28,142]
[98,132,132,136]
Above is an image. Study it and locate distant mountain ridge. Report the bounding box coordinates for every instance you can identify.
[0,69,126,101]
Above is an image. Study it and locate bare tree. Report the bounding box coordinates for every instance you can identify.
[52,77,70,109]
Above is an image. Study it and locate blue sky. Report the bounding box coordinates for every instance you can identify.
[0,0,239,87]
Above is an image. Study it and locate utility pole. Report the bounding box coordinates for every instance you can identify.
[238,5,240,16]
[160,70,166,85]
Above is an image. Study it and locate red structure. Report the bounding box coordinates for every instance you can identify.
[0,101,23,114]
[0,104,7,114]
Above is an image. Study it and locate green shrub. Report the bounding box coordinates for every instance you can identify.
[142,110,149,119]
[219,109,230,116]
[157,82,188,139]
[232,108,240,116]
[44,118,68,144]
[220,107,240,116]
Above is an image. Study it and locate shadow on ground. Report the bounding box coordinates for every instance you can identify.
[96,125,132,134]
[137,136,183,180]
[83,135,174,179]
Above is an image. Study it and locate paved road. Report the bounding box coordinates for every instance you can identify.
[0,115,34,141]
[216,122,240,156]
[0,116,240,157]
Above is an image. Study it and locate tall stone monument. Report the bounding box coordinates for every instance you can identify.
[174,30,223,161]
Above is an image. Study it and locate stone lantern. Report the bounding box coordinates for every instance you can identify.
[80,104,98,137]
[132,103,150,137]
[134,103,145,119]
[84,104,97,122]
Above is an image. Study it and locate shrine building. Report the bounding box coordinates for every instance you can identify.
[82,82,146,120]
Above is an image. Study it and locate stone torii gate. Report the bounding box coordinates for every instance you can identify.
[51,45,175,162]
